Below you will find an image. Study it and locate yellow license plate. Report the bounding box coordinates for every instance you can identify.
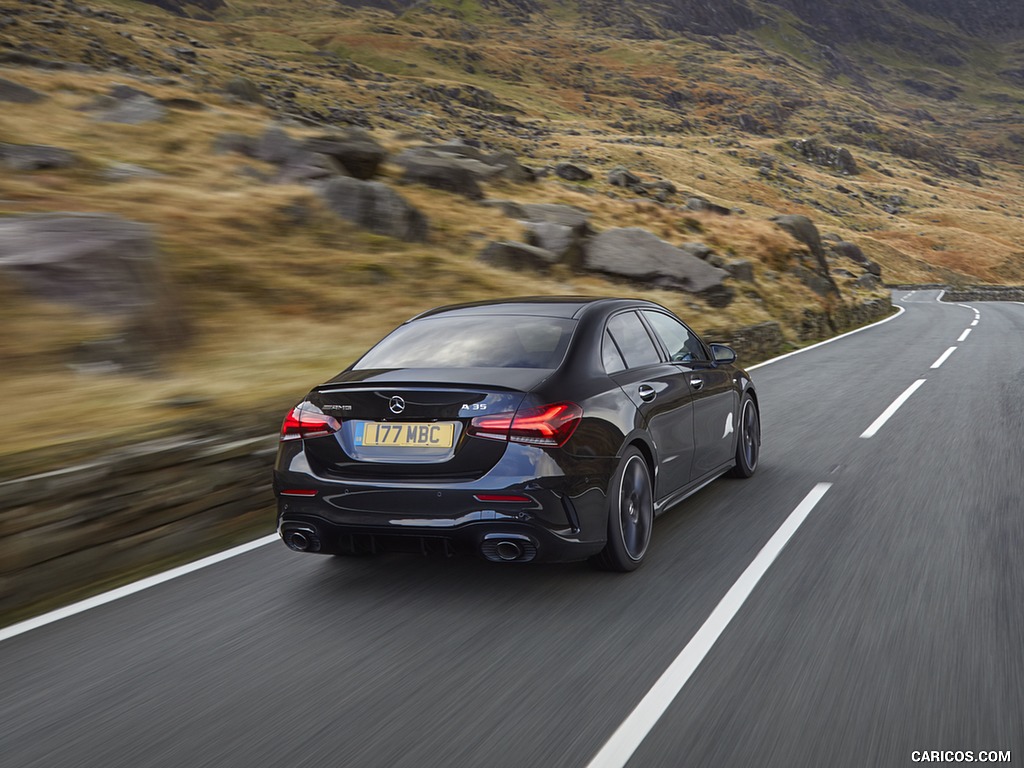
[356,422,456,448]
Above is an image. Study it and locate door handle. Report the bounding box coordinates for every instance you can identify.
[638,384,656,402]
[689,376,704,391]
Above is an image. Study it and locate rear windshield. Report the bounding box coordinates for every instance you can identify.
[353,315,576,370]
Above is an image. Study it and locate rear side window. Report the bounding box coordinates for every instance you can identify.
[606,312,661,369]
[642,311,707,362]
[354,315,576,370]
[602,330,626,374]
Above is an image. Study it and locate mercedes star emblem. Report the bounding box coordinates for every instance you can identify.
[389,396,406,414]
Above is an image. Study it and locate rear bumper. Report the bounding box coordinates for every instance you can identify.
[273,445,615,563]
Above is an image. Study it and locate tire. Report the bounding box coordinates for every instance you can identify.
[728,394,760,479]
[591,447,654,572]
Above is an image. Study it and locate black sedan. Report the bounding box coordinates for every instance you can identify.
[274,297,760,571]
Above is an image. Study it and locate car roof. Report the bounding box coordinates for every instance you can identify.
[409,296,662,322]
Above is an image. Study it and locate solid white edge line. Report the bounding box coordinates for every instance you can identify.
[0,534,279,643]
[585,483,834,768]
[748,305,906,371]
[860,379,927,438]
[930,346,957,369]
[957,329,972,342]
[936,290,945,301]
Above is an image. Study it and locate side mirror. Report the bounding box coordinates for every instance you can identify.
[709,343,736,365]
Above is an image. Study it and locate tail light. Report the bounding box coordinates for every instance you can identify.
[280,403,341,441]
[468,402,583,447]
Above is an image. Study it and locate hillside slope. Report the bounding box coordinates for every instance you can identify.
[0,0,1022,463]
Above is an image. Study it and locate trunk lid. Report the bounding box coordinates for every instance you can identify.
[303,371,538,481]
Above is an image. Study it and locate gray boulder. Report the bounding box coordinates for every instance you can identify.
[224,76,263,104]
[855,273,881,289]
[685,196,732,215]
[484,150,534,182]
[395,143,533,184]
[583,228,732,307]
[772,214,825,261]
[791,266,835,297]
[320,176,428,242]
[302,132,385,180]
[680,242,714,260]
[213,132,258,157]
[0,77,46,104]
[108,84,153,101]
[93,92,167,124]
[725,259,755,282]
[608,166,641,187]
[523,221,584,266]
[555,163,593,182]
[829,240,868,264]
[642,180,677,195]
[519,203,592,233]
[0,214,187,370]
[480,200,528,218]
[256,126,299,165]
[395,151,485,199]
[479,241,559,272]
[0,143,78,171]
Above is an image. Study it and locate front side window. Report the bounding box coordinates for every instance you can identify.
[642,311,707,362]
[606,312,661,369]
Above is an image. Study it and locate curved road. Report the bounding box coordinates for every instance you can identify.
[2,291,1022,767]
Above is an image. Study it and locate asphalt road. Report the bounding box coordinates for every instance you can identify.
[2,291,1022,768]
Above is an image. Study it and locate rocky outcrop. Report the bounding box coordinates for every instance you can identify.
[583,228,732,306]
[320,177,428,242]
[771,214,838,294]
[0,214,188,371]
[791,138,858,174]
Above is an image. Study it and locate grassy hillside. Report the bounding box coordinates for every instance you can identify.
[1,0,1022,469]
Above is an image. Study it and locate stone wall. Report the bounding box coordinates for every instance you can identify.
[942,286,1024,302]
[704,295,894,364]
[0,431,277,622]
[703,321,787,363]
[888,284,1024,302]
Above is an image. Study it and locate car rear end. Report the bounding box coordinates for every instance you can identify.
[273,307,614,563]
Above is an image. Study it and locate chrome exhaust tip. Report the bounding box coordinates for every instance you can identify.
[481,533,537,563]
[282,525,322,553]
[495,541,523,561]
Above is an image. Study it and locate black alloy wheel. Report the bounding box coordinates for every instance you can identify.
[592,447,654,572]
[728,394,760,478]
